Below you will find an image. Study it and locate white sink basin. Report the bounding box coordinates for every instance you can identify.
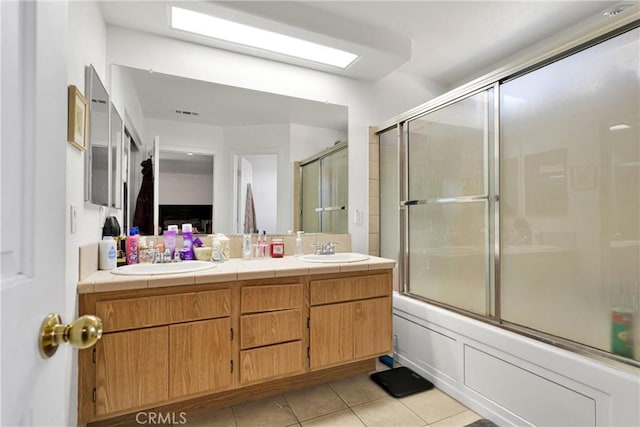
[111,260,215,276]
[297,253,370,263]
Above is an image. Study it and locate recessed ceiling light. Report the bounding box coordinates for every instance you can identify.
[170,6,358,69]
[609,124,631,131]
[187,152,194,156]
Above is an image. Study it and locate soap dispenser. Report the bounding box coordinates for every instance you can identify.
[295,231,304,256]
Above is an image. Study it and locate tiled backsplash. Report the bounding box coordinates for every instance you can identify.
[78,234,352,280]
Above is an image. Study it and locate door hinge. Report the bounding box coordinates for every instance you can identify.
[92,387,96,403]
[307,317,310,328]
[92,348,96,364]
[230,360,234,373]
[307,346,310,359]
[230,328,234,341]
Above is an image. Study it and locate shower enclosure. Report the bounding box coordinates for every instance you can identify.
[300,142,348,233]
[379,23,639,364]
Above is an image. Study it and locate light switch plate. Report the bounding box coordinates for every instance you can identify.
[70,205,78,233]
[354,209,363,225]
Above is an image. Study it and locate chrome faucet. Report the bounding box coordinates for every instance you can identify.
[313,242,338,255]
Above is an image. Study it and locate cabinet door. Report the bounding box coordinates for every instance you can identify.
[310,303,353,369]
[96,328,169,416]
[169,318,232,399]
[354,297,392,359]
[240,341,304,385]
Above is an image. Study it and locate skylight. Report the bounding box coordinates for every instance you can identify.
[170,7,358,69]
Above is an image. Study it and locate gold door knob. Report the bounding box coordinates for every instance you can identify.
[39,313,103,358]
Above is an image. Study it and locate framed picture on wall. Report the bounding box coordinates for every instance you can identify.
[67,85,88,152]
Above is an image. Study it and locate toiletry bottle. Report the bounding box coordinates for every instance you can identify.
[164,225,178,258]
[138,237,149,263]
[261,230,267,258]
[126,227,140,265]
[99,236,117,270]
[242,234,252,260]
[211,238,222,263]
[182,223,194,260]
[295,231,304,256]
[270,238,284,258]
[217,233,230,261]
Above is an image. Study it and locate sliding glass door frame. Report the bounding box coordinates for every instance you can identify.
[377,10,640,366]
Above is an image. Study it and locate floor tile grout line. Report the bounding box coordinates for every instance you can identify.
[347,407,368,427]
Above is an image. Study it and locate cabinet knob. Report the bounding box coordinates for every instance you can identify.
[39,314,103,358]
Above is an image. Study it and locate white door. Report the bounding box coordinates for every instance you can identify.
[1,2,71,425]
[153,135,160,235]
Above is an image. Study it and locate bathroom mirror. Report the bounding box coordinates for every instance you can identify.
[113,65,348,234]
[110,102,124,209]
[85,65,110,206]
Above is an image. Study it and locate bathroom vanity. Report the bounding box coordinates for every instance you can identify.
[77,257,394,424]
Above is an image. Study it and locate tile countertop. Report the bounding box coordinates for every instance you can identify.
[78,256,396,294]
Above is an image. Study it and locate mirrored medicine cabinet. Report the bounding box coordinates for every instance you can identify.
[84,64,123,209]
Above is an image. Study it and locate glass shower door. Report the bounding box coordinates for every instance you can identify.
[404,90,494,316]
[301,145,348,233]
[319,146,348,233]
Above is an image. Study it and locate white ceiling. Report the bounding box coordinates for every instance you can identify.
[100,1,627,128]
[122,66,348,129]
[100,0,622,85]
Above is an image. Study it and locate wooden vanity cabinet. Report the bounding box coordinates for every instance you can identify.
[239,283,305,385]
[78,268,393,424]
[309,272,392,370]
[81,287,234,421]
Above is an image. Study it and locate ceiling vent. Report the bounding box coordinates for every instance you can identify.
[175,109,200,117]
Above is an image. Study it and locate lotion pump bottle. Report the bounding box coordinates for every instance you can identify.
[295,231,304,256]
[182,223,194,260]
[164,225,178,258]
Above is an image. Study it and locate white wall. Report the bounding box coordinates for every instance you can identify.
[242,154,278,233]
[290,123,347,162]
[66,2,108,425]
[159,172,213,205]
[224,124,291,233]
[106,26,444,252]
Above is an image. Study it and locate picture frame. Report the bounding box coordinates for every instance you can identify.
[67,85,88,152]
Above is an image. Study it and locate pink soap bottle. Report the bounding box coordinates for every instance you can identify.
[126,226,140,265]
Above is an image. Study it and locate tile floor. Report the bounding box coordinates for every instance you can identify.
[182,363,482,427]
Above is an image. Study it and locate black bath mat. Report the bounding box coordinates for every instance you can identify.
[370,366,434,397]
[465,419,499,427]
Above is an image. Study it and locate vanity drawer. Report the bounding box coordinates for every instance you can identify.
[240,341,304,385]
[97,289,230,332]
[240,309,303,349]
[241,284,303,313]
[310,274,390,306]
